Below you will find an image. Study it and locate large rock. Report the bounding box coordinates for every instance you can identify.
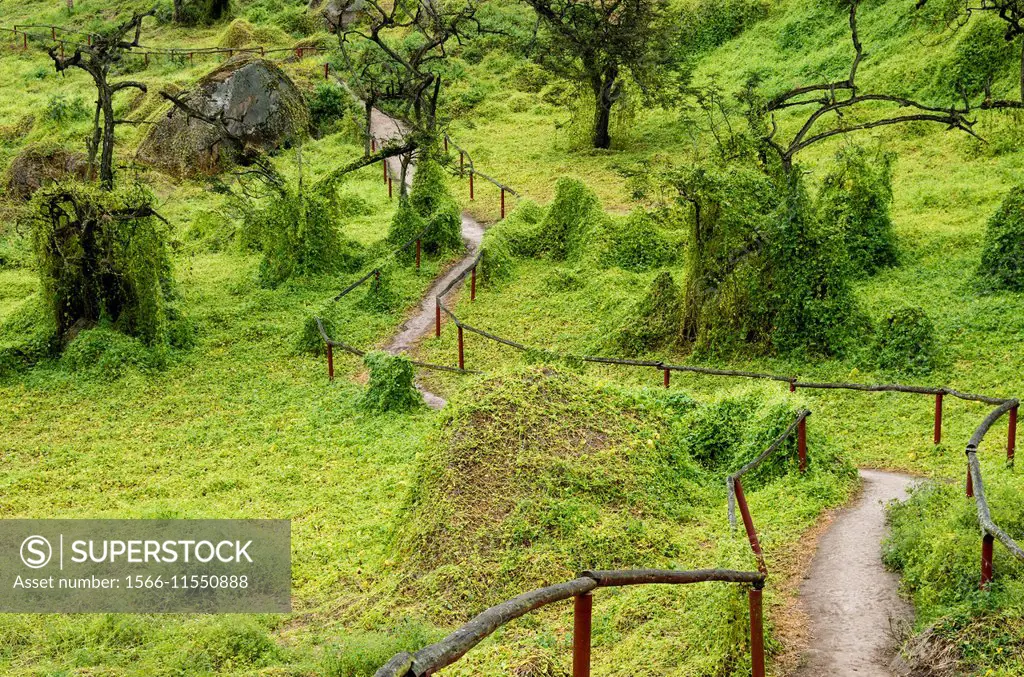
[137,57,308,178]
[4,144,88,200]
[318,0,364,31]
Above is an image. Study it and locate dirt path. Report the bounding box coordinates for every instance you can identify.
[368,110,484,410]
[793,469,916,676]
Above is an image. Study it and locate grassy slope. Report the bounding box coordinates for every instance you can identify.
[0,0,1021,674]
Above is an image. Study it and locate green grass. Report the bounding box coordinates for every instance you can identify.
[1,0,1023,672]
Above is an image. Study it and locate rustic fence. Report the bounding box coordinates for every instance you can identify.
[6,24,336,78]
[373,568,768,677]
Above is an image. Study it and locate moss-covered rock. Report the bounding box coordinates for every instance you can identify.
[137,57,309,178]
[4,144,88,200]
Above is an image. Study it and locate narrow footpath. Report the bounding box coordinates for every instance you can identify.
[793,469,916,676]
[368,109,484,409]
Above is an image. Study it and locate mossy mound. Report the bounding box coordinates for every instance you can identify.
[615,271,683,355]
[4,144,88,200]
[137,57,309,178]
[390,368,851,621]
[977,185,1024,291]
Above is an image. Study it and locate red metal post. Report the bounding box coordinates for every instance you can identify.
[23,33,27,49]
[663,368,670,389]
[459,150,464,176]
[749,585,766,677]
[572,593,593,677]
[371,137,376,152]
[734,479,764,566]
[934,392,943,445]
[980,533,994,589]
[326,343,334,381]
[416,239,421,269]
[789,380,796,393]
[51,27,55,40]
[967,464,974,498]
[1009,405,1018,463]
[798,416,807,473]
[435,299,441,337]
[471,266,476,301]
[388,176,393,199]
[144,52,149,66]
[189,52,193,65]
[297,47,304,59]
[324,63,329,80]
[444,136,449,153]
[469,171,474,200]
[500,188,506,220]
[457,325,465,370]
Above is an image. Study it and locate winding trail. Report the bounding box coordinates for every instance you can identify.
[366,110,920,671]
[368,109,484,409]
[793,469,916,676]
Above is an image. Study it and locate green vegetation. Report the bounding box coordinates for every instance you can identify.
[360,351,423,413]
[1,0,1023,672]
[977,185,1024,292]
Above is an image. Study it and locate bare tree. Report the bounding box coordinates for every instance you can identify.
[748,0,977,173]
[48,11,152,189]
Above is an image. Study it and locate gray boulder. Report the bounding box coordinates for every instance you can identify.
[137,57,309,178]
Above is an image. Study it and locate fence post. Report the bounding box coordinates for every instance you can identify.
[470,265,476,301]
[51,27,55,40]
[934,392,943,445]
[388,176,393,199]
[457,325,465,370]
[749,583,766,677]
[23,33,27,49]
[572,592,593,677]
[383,157,388,184]
[324,63,329,80]
[326,343,334,382]
[967,462,974,498]
[1009,404,1018,464]
[500,188,506,220]
[469,170,474,200]
[980,532,994,589]
[444,135,449,153]
[663,368,670,389]
[371,137,376,153]
[459,150,464,176]
[416,239,421,270]
[435,299,441,337]
[798,416,807,473]
[734,479,764,564]
[789,380,796,393]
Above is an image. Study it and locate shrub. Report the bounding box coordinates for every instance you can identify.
[874,306,939,374]
[817,145,898,276]
[243,186,364,287]
[530,177,603,260]
[218,19,256,48]
[175,0,232,26]
[309,83,354,134]
[276,7,319,37]
[977,185,1024,291]
[599,209,677,271]
[386,200,428,254]
[43,95,89,126]
[29,181,178,345]
[768,173,860,356]
[479,229,516,287]
[680,0,769,53]
[357,266,401,313]
[486,199,547,257]
[359,351,423,413]
[0,296,57,376]
[295,308,333,356]
[390,156,462,254]
[616,272,683,355]
[61,326,166,377]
